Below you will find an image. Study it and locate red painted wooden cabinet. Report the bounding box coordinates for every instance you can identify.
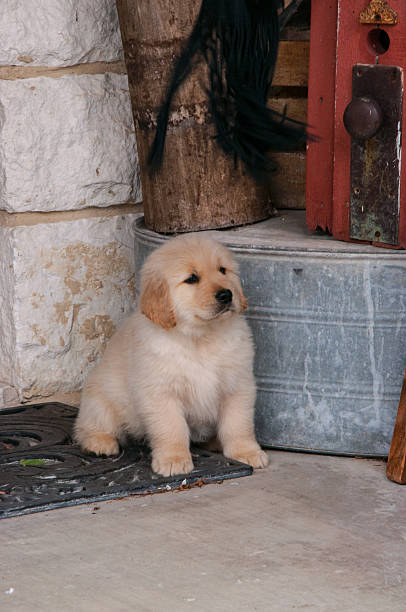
[306,0,406,248]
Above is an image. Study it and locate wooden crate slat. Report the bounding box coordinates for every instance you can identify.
[271,152,306,209]
[268,97,308,124]
[273,41,309,87]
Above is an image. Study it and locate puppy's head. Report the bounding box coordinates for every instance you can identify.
[139,234,247,332]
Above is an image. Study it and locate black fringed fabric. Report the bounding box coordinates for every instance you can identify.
[148,0,308,182]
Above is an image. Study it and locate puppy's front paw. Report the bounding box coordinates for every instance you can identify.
[81,432,120,456]
[226,446,269,469]
[152,451,194,477]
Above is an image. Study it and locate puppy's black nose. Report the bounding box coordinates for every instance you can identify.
[215,288,232,304]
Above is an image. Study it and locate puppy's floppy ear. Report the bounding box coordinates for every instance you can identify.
[140,271,176,330]
[233,273,248,312]
[239,289,248,311]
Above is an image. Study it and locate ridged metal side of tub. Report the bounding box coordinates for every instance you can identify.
[133,212,406,457]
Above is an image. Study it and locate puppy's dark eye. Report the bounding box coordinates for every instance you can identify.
[219,267,226,275]
[184,273,199,284]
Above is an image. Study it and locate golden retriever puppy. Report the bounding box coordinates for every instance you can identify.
[74,234,268,476]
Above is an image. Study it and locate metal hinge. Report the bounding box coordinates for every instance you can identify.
[359,0,398,25]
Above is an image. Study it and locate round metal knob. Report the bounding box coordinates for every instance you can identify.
[343,96,383,140]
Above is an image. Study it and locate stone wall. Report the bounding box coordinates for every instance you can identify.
[0,1,142,405]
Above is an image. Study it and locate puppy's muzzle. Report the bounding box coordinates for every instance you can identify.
[215,288,233,305]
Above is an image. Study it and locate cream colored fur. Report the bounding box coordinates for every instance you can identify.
[74,234,268,476]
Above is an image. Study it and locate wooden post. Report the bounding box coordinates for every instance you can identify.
[386,370,406,484]
[116,0,272,234]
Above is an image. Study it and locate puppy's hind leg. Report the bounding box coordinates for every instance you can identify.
[74,388,121,456]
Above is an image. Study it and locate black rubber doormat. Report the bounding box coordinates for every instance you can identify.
[0,403,252,519]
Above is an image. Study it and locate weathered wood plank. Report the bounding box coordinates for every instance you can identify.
[271,151,306,209]
[268,97,308,124]
[273,41,309,87]
[386,371,406,484]
[280,0,310,41]
[305,1,337,231]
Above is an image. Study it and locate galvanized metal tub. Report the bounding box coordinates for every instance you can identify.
[133,212,406,456]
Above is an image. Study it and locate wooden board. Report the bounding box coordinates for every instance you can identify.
[270,2,310,210]
[270,0,310,210]
[269,97,308,124]
[273,41,310,87]
[280,0,310,41]
[271,152,306,209]
[386,371,406,484]
[305,1,338,230]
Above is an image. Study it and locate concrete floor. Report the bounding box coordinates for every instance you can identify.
[1,450,406,612]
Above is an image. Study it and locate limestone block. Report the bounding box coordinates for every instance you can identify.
[0,0,123,67]
[0,73,142,213]
[0,229,16,388]
[0,384,19,409]
[0,213,138,401]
